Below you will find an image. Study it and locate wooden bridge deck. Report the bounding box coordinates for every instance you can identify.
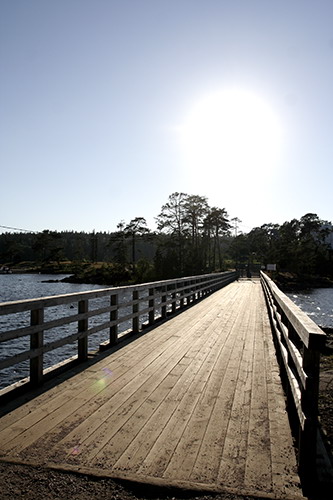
[0,281,304,499]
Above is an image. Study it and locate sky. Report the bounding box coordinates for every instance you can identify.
[1,0,333,235]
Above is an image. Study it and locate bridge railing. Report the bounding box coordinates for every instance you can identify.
[260,271,326,482]
[0,271,237,397]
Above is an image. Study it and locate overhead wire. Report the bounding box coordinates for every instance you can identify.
[0,225,36,233]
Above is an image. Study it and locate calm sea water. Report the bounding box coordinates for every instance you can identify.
[0,274,112,389]
[0,273,107,302]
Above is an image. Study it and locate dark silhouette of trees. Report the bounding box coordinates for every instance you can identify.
[182,195,209,274]
[233,214,333,278]
[110,221,127,265]
[155,192,232,276]
[156,192,188,275]
[1,200,332,283]
[205,207,230,270]
[32,230,64,264]
[124,217,150,268]
[277,219,300,271]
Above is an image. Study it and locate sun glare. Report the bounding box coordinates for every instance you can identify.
[179,89,283,188]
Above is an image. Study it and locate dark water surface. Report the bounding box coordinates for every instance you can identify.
[0,274,111,389]
[0,273,107,302]
[286,288,333,329]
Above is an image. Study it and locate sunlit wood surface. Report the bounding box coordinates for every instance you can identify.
[0,281,304,499]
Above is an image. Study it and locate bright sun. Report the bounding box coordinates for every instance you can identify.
[179,89,283,187]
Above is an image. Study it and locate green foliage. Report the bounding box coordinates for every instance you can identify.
[1,201,332,283]
[133,258,155,283]
[63,263,132,286]
[236,213,333,279]
[124,217,150,267]
[155,192,231,276]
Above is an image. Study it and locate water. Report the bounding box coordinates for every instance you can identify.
[286,288,333,329]
[0,273,107,302]
[0,274,156,390]
[0,274,112,389]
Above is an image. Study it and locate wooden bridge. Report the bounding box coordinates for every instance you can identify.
[0,272,328,499]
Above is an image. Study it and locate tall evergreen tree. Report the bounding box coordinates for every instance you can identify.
[124,217,150,268]
[156,192,188,274]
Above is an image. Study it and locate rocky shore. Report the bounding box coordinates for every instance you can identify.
[272,272,333,292]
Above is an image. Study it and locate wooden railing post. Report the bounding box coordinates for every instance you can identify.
[30,307,44,386]
[190,280,194,303]
[171,284,176,313]
[205,278,210,295]
[132,290,139,333]
[298,346,321,483]
[197,277,201,299]
[180,283,185,309]
[149,288,155,326]
[110,294,118,345]
[78,299,88,361]
[161,286,167,319]
[202,278,206,297]
[196,279,200,299]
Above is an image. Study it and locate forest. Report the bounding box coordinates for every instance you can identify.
[1,192,333,286]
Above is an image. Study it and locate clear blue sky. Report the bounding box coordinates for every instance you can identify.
[1,0,333,234]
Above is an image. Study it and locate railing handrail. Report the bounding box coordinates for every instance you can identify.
[260,271,326,486]
[260,271,326,349]
[0,271,237,397]
[0,271,230,315]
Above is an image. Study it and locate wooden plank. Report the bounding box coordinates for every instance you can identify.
[0,319,180,437]
[82,316,224,469]
[0,282,304,499]
[135,326,229,477]
[163,293,252,482]
[112,286,240,474]
[2,287,233,455]
[3,297,225,456]
[0,328,185,453]
[243,287,272,492]
[114,308,233,467]
[189,284,254,484]
[217,284,258,489]
[54,294,236,462]
[0,309,203,436]
[0,292,218,432]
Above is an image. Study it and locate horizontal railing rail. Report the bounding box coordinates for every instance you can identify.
[0,271,237,396]
[260,271,326,484]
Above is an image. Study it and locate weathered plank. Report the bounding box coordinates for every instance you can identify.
[0,282,304,499]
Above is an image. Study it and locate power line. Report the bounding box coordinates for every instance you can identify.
[0,224,36,233]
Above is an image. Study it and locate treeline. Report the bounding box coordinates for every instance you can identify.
[1,192,332,284]
[232,213,333,278]
[0,193,232,281]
